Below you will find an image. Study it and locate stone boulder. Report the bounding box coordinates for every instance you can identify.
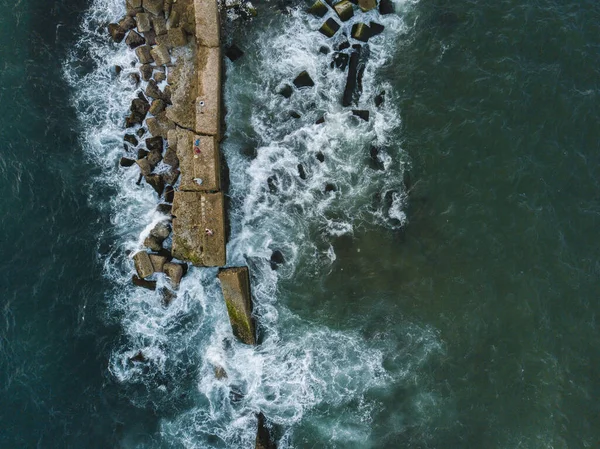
[146,135,163,152]
[152,16,167,35]
[351,23,371,42]
[108,23,126,43]
[125,30,145,48]
[135,12,152,33]
[308,0,328,17]
[143,0,163,16]
[217,267,256,345]
[135,45,154,64]
[133,251,154,278]
[334,0,354,21]
[151,44,171,65]
[149,253,168,272]
[358,0,376,11]
[255,413,276,449]
[319,18,340,38]
[293,71,314,88]
[132,275,157,290]
[163,262,185,288]
[145,173,165,195]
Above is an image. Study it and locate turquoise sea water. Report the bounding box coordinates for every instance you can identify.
[1,0,599,447]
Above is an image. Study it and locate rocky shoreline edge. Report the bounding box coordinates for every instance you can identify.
[108,0,274,446]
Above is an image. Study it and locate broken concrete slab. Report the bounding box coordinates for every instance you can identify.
[217,267,256,345]
[172,191,226,266]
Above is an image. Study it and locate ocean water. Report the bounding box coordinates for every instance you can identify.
[1,0,600,447]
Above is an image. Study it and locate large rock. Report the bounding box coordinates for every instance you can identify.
[293,71,314,88]
[146,112,175,138]
[145,173,165,195]
[146,79,168,101]
[255,413,276,449]
[135,45,154,64]
[217,267,256,345]
[351,23,371,42]
[152,15,167,35]
[308,0,328,17]
[125,30,145,48]
[358,0,376,11]
[167,27,187,48]
[334,0,354,21]
[319,18,341,38]
[149,253,168,272]
[174,129,221,192]
[143,0,163,15]
[380,0,394,14]
[151,44,171,65]
[149,98,166,116]
[132,275,156,290]
[146,135,163,152]
[133,251,154,278]
[108,23,126,43]
[135,12,152,33]
[171,191,226,266]
[195,0,220,47]
[195,46,222,137]
[127,0,142,8]
[163,262,185,288]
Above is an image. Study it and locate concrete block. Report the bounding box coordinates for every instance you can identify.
[218,267,256,345]
[175,129,221,192]
[172,191,226,266]
[195,45,221,138]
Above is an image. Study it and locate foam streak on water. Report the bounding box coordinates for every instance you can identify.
[64,0,442,447]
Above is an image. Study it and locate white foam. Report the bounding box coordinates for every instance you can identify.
[63,0,441,446]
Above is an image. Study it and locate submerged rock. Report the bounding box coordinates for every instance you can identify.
[225,44,244,62]
[316,151,325,162]
[132,275,157,290]
[131,274,156,290]
[278,84,293,98]
[352,109,370,121]
[380,0,394,14]
[374,90,385,107]
[270,250,285,270]
[331,52,349,70]
[342,48,361,107]
[255,413,276,449]
[325,183,337,192]
[315,116,325,124]
[297,164,307,180]
[319,18,341,38]
[293,71,314,88]
[370,22,385,36]
[120,157,136,167]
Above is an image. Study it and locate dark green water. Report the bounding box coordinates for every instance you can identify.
[1,0,599,447]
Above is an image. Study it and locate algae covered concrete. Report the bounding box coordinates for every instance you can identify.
[217,267,256,345]
[171,191,226,266]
